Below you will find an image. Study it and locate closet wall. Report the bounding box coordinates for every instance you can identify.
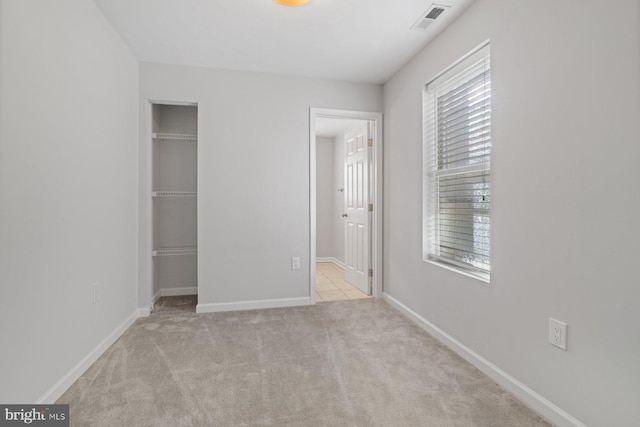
[151,104,198,299]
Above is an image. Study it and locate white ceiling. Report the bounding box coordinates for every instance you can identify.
[93,0,475,84]
[315,118,365,138]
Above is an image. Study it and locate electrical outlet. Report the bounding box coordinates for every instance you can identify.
[549,318,567,350]
[93,282,101,304]
[291,257,301,270]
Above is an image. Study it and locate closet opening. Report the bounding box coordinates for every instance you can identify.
[149,102,198,313]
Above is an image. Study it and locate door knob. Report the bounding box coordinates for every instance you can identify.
[342,213,348,218]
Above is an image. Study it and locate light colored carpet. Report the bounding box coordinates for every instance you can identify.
[58,299,552,426]
[154,295,198,314]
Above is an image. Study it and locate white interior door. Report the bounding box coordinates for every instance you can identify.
[344,124,370,294]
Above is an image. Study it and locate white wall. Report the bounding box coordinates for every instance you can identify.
[0,0,139,403]
[139,63,382,309]
[332,134,345,263]
[382,0,640,426]
[316,137,336,258]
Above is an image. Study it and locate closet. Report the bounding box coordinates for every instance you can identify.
[151,103,198,299]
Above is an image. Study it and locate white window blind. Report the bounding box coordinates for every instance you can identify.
[423,44,491,278]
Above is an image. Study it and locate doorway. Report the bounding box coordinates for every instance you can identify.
[309,108,383,304]
[144,100,199,314]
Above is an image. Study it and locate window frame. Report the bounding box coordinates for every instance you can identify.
[422,42,492,283]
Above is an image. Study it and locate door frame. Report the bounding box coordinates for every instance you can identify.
[309,107,383,303]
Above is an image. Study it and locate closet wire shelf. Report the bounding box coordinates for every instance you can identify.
[152,247,197,257]
[152,132,197,141]
[152,191,197,198]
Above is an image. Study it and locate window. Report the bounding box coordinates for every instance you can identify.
[423,43,491,280]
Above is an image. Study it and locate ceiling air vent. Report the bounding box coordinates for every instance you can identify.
[410,4,451,31]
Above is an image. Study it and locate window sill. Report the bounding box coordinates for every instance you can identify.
[424,258,490,284]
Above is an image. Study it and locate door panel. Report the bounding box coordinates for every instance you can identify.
[357,224,364,273]
[357,162,364,208]
[344,124,370,294]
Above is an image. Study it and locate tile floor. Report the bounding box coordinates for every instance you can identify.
[316,261,371,302]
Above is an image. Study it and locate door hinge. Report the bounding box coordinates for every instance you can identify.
[368,269,373,277]
[368,203,373,212]
[368,138,373,147]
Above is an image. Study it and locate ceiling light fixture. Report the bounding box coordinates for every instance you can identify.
[274,0,311,6]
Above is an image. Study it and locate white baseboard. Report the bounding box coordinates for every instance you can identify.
[147,290,162,314]
[37,309,141,404]
[382,293,587,427]
[196,297,311,314]
[316,257,345,269]
[160,286,197,297]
